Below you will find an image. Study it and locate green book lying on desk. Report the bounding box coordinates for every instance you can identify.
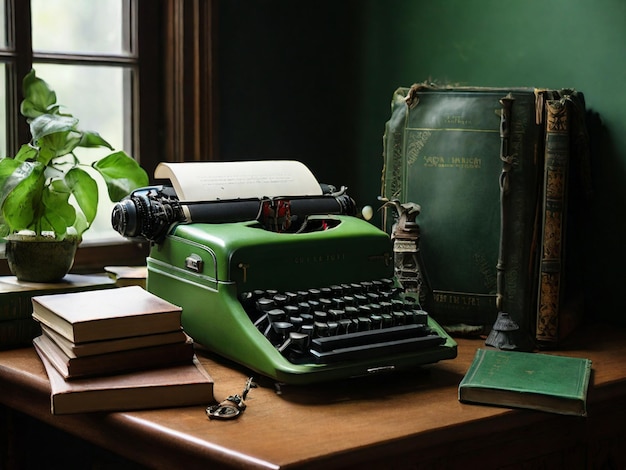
[458,348,592,416]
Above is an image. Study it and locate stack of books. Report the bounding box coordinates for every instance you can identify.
[31,286,214,414]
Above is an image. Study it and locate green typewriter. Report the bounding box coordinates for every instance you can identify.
[112,161,457,384]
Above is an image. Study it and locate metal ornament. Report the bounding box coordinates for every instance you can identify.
[206,377,256,421]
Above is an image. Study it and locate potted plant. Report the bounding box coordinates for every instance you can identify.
[0,69,149,282]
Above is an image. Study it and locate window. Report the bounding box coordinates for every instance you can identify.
[0,0,217,274]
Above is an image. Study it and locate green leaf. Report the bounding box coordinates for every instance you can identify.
[79,130,114,150]
[38,131,81,161]
[92,151,149,201]
[30,114,78,143]
[64,167,99,225]
[42,183,77,235]
[0,160,38,208]
[1,162,45,233]
[0,158,24,235]
[20,70,58,119]
[14,144,39,163]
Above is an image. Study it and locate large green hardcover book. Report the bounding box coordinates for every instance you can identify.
[382,85,544,331]
[459,348,592,416]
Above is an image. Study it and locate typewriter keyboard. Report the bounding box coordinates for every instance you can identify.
[239,279,445,364]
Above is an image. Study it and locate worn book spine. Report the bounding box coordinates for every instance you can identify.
[497,91,545,347]
[535,98,570,344]
[535,92,591,346]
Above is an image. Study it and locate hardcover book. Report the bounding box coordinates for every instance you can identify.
[381,85,544,331]
[381,84,590,345]
[40,323,187,358]
[535,92,590,346]
[31,285,183,343]
[35,345,215,415]
[33,333,195,379]
[458,348,592,416]
[0,274,115,350]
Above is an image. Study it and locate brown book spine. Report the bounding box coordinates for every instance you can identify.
[536,99,570,343]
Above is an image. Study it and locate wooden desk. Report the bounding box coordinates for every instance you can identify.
[1,323,625,469]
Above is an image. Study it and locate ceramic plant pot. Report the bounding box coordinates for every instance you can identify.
[5,234,79,282]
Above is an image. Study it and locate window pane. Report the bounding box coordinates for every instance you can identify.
[32,64,131,242]
[0,64,5,157]
[32,0,127,55]
[0,1,5,48]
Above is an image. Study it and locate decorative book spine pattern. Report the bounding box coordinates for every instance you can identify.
[496,93,514,314]
[496,91,543,341]
[536,99,570,343]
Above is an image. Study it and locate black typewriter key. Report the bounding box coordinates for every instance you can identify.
[271,321,294,337]
[369,303,382,315]
[343,295,356,307]
[297,290,309,301]
[331,297,345,310]
[350,283,362,294]
[267,308,287,323]
[284,305,300,317]
[319,298,332,311]
[380,301,392,315]
[360,281,373,292]
[256,297,275,312]
[337,319,353,334]
[381,313,394,328]
[358,305,372,317]
[327,321,339,336]
[354,294,367,305]
[356,317,372,331]
[391,299,405,311]
[297,301,311,315]
[289,316,304,330]
[313,311,328,322]
[271,321,295,347]
[300,313,314,324]
[284,291,298,303]
[370,314,383,329]
[279,331,310,354]
[341,283,353,294]
[330,285,343,296]
[308,288,321,300]
[301,323,315,337]
[308,299,321,311]
[392,311,407,326]
[344,306,359,319]
[273,294,288,307]
[320,287,332,297]
[327,309,344,321]
[314,321,330,337]
[371,280,384,291]
[412,309,429,325]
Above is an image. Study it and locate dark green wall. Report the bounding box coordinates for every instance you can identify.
[218,0,626,319]
[356,0,626,320]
